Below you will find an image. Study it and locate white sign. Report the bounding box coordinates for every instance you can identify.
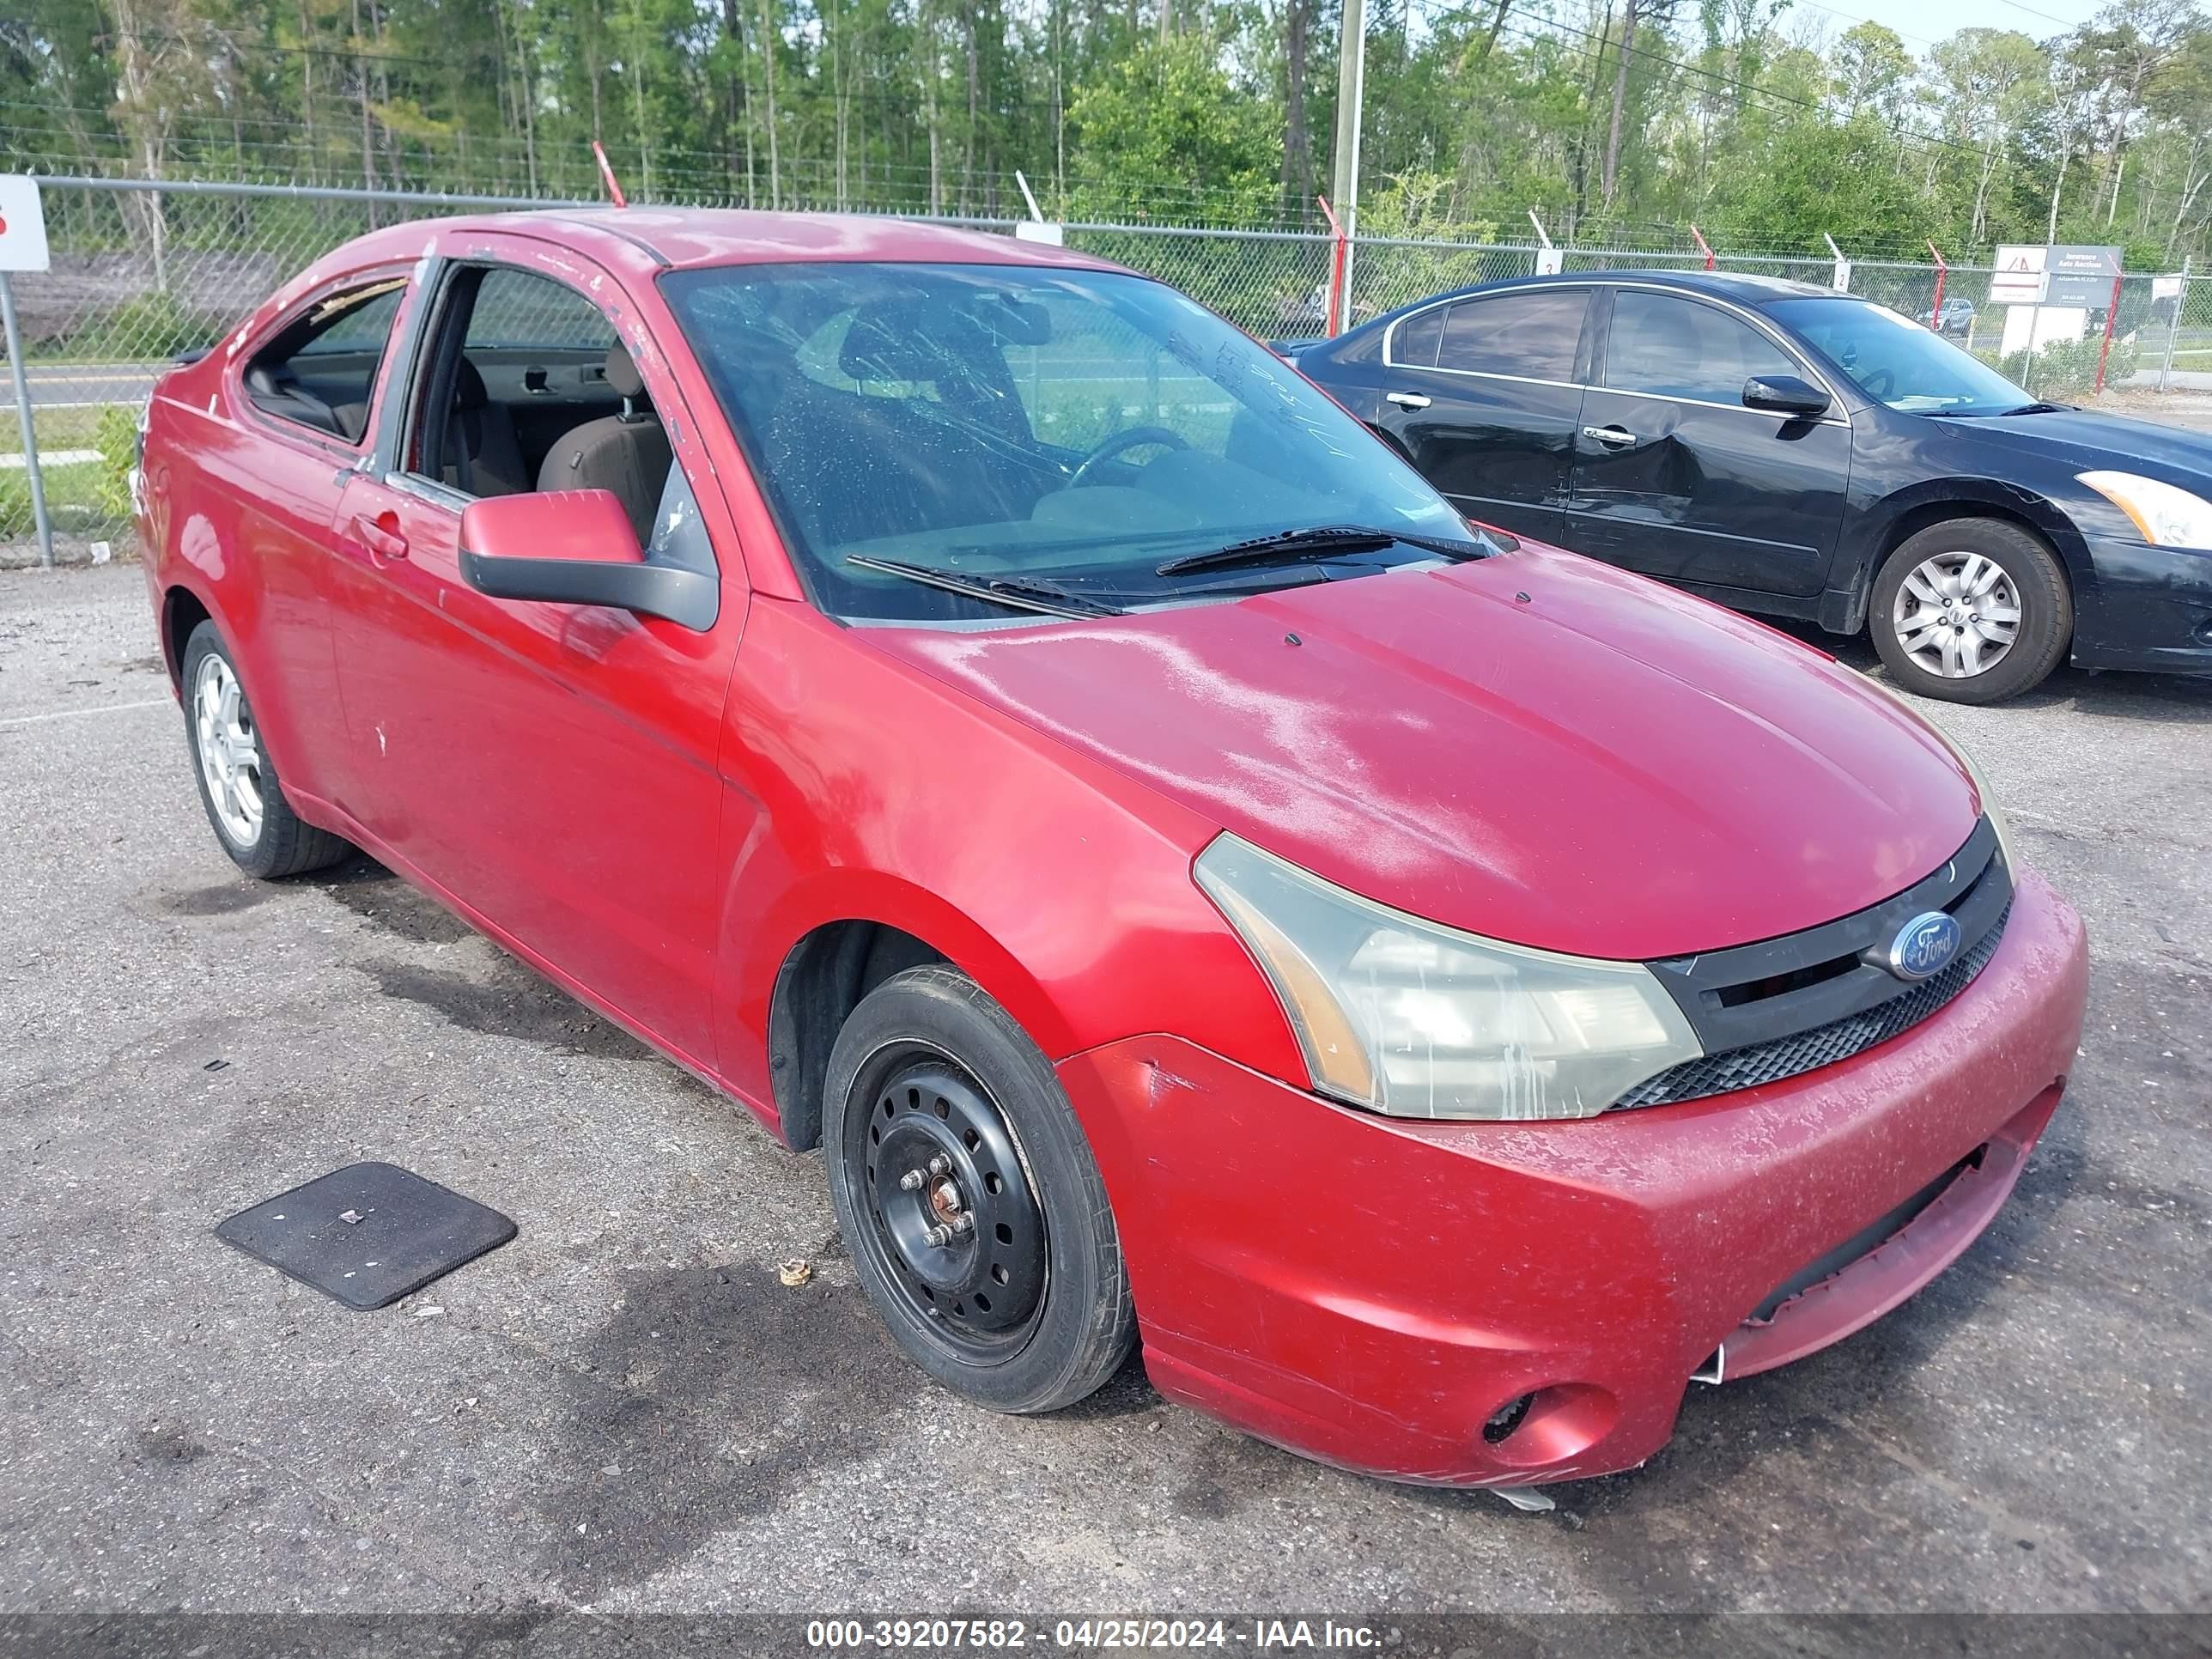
[0,175,50,273]
[1012,221,1064,246]
[2154,274,2185,301]
[1534,246,1565,276]
[1989,244,2048,306]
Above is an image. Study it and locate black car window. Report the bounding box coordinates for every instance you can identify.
[1437,290,1588,381]
[242,278,407,445]
[1604,291,1797,405]
[1391,306,1445,368]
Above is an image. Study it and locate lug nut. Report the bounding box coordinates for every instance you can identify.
[898,1170,926,1191]
[927,1154,951,1176]
[951,1213,975,1237]
[922,1224,953,1248]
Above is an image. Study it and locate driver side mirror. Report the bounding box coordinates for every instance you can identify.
[459,489,718,630]
[1741,374,1831,419]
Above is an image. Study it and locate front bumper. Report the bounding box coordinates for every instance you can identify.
[1056,867,2088,1489]
[2075,535,2212,674]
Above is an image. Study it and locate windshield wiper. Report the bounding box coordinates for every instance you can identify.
[1996,400,2071,416]
[845,555,1123,620]
[1927,400,2070,419]
[1155,524,1496,578]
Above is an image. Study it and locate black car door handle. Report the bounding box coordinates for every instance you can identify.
[1582,424,1638,447]
[1385,391,1432,410]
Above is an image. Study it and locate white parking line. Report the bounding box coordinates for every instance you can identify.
[0,697,172,729]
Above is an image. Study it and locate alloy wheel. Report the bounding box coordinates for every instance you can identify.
[1891,551,2022,680]
[191,653,265,848]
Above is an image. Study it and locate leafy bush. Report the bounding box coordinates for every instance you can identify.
[90,404,139,526]
[1996,332,2142,400]
[0,469,30,540]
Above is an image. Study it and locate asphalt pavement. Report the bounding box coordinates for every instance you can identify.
[0,564,2206,1618]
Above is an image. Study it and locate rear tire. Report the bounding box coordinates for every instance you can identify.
[1869,518,2071,704]
[179,620,352,879]
[823,964,1135,1414]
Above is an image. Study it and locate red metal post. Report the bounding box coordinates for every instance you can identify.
[592,140,629,209]
[1317,194,1348,337]
[1689,223,1716,271]
[1926,240,1948,333]
[2095,260,2124,394]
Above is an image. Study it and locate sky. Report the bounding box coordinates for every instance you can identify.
[1786,0,2106,52]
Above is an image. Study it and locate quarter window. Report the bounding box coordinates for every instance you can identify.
[1604,291,1799,406]
[242,278,407,444]
[1436,290,1588,380]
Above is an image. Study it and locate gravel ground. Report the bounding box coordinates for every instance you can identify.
[0,563,2207,1623]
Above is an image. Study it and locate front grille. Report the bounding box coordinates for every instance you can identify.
[1615,901,2009,1110]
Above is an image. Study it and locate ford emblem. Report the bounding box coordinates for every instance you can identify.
[1884,911,1962,981]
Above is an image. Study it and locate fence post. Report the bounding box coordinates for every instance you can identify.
[1925,240,1948,334]
[2094,258,2123,396]
[0,272,54,570]
[2158,255,2190,391]
[1317,194,1348,337]
[1689,224,1716,271]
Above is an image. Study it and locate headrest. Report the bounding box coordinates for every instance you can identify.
[453,357,488,410]
[605,343,645,400]
[838,301,996,384]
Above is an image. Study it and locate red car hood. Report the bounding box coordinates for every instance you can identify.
[867,544,1982,960]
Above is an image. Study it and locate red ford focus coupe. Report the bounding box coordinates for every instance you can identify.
[135,209,2088,1494]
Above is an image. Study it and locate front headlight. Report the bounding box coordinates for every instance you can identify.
[1194,836,1702,1121]
[2078,470,2212,549]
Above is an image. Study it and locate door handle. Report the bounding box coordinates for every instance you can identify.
[1386,391,1432,409]
[1581,424,1638,447]
[351,514,410,562]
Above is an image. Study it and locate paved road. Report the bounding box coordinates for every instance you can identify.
[15,363,160,411]
[0,565,2207,1619]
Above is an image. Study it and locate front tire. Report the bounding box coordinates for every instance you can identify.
[1869,519,2071,704]
[179,620,352,878]
[823,965,1135,1414]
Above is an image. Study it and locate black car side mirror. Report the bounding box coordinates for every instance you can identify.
[1742,374,1831,419]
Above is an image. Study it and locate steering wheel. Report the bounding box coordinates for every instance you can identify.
[1859,366,1895,401]
[1068,425,1190,488]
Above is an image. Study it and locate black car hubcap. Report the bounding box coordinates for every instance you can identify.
[855,1056,1048,1358]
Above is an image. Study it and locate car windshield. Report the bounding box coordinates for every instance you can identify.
[1770,295,2031,415]
[660,261,1469,623]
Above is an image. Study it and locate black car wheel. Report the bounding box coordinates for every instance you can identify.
[179,620,353,878]
[823,964,1134,1413]
[1869,520,2072,704]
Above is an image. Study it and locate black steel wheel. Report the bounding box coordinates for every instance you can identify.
[856,1057,1049,1359]
[823,965,1134,1413]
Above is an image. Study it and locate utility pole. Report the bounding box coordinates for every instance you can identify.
[1329,0,1365,333]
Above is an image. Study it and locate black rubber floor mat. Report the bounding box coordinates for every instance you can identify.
[215,1161,517,1310]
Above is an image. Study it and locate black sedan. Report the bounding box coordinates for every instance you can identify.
[1291,270,2212,702]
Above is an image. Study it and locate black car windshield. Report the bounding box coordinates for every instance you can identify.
[660,261,1468,623]
[1770,295,2033,415]
[1769,296,2026,416]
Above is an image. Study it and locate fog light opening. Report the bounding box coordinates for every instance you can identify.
[1482,1393,1535,1445]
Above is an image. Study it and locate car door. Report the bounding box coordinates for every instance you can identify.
[1565,287,1850,599]
[325,240,747,1070]
[1371,286,1595,542]
[198,271,410,811]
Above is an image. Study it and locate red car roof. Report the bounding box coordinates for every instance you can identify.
[326,206,1118,279]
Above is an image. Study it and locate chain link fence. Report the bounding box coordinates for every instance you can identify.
[3,174,2202,562]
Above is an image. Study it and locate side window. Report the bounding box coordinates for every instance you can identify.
[242,278,406,444]
[1437,289,1589,381]
[406,263,694,558]
[1604,291,1799,405]
[465,269,620,354]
